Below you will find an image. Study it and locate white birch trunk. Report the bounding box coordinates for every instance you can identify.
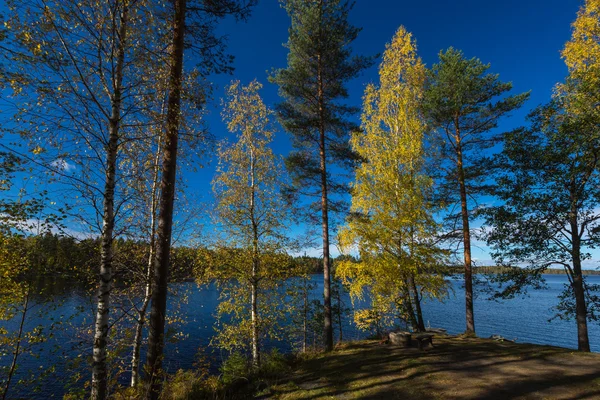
[91,3,128,398]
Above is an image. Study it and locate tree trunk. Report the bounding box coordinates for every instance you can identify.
[251,277,259,367]
[456,138,475,335]
[320,133,333,352]
[2,287,29,400]
[316,7,333,350]
[144,0,186,397]
[336,285,343,343]
[320,132,333,351]
[408,223,425,332]
[91,116,118,400]
[572,261,590,352]
[249,145,260,368]
[130,291,150,387]
[409,274,425,332]
[570,202,590,352]
[401,280,419,332]
[131,146,161,388]
[91,4,128,398]
[130,241,154,387]
[303,279,308,353]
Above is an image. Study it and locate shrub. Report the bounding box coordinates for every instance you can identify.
[161,369,224,400]
[220,352,251,386]
[258,349,291,381]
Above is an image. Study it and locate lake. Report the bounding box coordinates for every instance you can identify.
[2,274,600,398]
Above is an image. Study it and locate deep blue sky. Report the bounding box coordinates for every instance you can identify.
[189,0,583,261]
[4,0,582,261]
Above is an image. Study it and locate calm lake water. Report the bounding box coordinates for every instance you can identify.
[3,274,600,398]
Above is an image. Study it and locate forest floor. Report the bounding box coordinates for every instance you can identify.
[265,335,600,399]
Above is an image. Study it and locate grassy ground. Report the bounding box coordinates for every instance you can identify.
[266,335,600,399]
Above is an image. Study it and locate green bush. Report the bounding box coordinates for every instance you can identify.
[220,352,251,386]
[158,349,295,399]
[258,349,291,381]
[162,369,224,400]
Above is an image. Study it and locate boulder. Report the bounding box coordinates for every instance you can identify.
[426,328,447,334]
[389,331,411,347]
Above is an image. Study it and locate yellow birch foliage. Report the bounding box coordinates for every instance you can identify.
[559,0,600,121]
[202,80,292,352]
[337,27,447,327]
[213,79,281,239]
[562,0,600,85]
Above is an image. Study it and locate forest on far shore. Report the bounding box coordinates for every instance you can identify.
[8,233,599,286]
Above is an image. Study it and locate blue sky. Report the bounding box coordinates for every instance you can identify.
[3,0,587,263]
[186,0,583,262]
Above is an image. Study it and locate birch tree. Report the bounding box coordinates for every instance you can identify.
[560,0,600,121]
[338,27,448,333]
[202,80,292,368]
[3,0,166,397]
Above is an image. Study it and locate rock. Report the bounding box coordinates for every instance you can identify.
[490,334,516,343]
[389,331,411,347]
[426,328,447,334]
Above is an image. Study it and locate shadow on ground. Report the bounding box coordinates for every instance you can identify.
[268,337,600,399]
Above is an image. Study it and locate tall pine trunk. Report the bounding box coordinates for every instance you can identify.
[456,136,475,335]
[144,0,186,396]
[317,16,333,351]
[570,199,590,352]
[320,119,333,352]
[91,4,128,397]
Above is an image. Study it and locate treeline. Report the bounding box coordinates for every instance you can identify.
[444,266,600,276]
[0,233,199,285]
[2,233,331,284]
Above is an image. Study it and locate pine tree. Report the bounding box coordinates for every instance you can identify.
[483,100,600,352]
[482,0,600,353]
[143,0,186,395]
[144,1,256,397]
[422,48,529,335]
[270,0,374,351]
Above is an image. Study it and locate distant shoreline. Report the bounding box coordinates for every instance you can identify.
[472,266,600,275]
[543,269,600,275]
[446,266,600,276]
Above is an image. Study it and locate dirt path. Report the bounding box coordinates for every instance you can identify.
[269,336,600,399]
